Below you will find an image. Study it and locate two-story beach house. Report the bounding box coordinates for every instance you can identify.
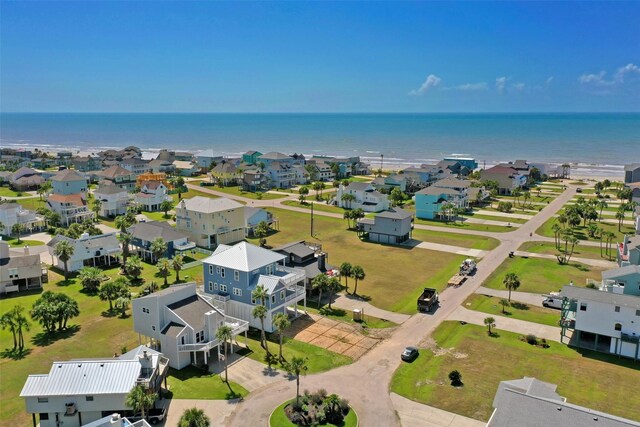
[120,158,152,176]
[273,241,336,290]
[175,196,245,249]
[0,241,45,294]
[0,202,46,233]
[241,169,270,192]
[47,233,121,272]
[94,182,130,217]
[560,265,640,360]
[480,165,527,195]
[7,167,45,191]
[195,149,224,169]
[96,166,137,191]
[132,283,248,370]
[372,174,407,192]
[242,150,263,165]
[51,169,88,197]
[71,156,102,172]
[133,181,171,212]
[20,345,168,427]
[128,221,194,261]
[202,242,307,332]
[414,179,472,220]
[46,194,94,226]
[210,162,241,186]
[257,152,298,189]
[335,182,390,213]
[357,207,414,244]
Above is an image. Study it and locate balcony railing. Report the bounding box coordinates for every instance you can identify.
[177,317,249,352]
[621,333,640,343]
[275,265,306,287]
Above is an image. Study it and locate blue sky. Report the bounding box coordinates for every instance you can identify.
[1,1,639,112]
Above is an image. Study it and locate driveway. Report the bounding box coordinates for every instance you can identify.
[160,398,240,427]
[391,393,484,427]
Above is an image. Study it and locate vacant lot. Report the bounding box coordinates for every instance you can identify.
[390,321,640,422]
[463,294,560,327]
[483,256,603,295]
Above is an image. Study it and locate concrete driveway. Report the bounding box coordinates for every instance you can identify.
[159,398,240,427]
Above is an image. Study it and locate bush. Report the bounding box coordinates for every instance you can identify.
[311,392,323,405]
[526,334,538,345]
[339,398,350,412]
[497,201,513,213]
[448,370,462,386]
[586,283,597,289]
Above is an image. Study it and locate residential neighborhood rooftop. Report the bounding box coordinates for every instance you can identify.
[561,285,640,309]
[203,241,285,272]
[179,196,243,213]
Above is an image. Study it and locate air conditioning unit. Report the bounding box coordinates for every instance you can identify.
[65,402,76,415]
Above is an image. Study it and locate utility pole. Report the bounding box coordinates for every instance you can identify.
[310,201,314,237]
[380,154,384,172]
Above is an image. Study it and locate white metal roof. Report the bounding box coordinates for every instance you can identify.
[20,360,141,397]
[180,196,243,213]
[202,241,285,272]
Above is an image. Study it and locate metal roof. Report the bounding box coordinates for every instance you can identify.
[561,285,640,309]
[376,207,414,220]
[179,196,243,213]
[20,360,141,397]
[203,241,285,272]
[128,221,189,243]
[602,265,640,280]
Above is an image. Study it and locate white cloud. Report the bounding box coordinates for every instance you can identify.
[578,71,614,86]
[495,76,507,94]
[545,76,554,85]
[511,82,526,92]
[409,74,442,95]
[615,63,640,83]
[578,63,639,91]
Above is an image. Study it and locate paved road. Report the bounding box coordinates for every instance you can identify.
[331,293,411,324]
[474,286,550,307]
[226,185,578,426]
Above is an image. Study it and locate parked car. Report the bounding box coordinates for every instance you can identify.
[576,187,583,193]
[542,292,563,309]
[401,346,419,362]
[126,407,167,425]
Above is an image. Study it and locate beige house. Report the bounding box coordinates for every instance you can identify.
[0,241,46,294]
[175,196,245,249]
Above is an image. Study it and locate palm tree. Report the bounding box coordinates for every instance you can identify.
[115,293,132,317]
[503,273,521,302]
[286,356,308,406]
[91,198,102,220]
[251,285,270,351]
[512,188,522,207]
[178,408,211,427]
[500,298,509,314]
[252,304,269,354]
[54,240,75,280]
[340,193,355,209]
[126,255,143,280]
[351,265,365,296]
[327,276,341,310]
[99,277,129,311]
[157,257,172,287]
[172,254,184,282]
[551,223,562,249]
[216,325,233,382]
[298,186,309,204]
[272,312,291,361]
[78,266,107,293]
[11,223,25,244]
[312,274,329,307]
[160,199,174,218]
[14,304,32,350]
[118,232,133,274]
[339,262,352,293]
[484,317,496,335]
[125,385,157,421]
[0,310,18,350]
[149,237,167,263]
[254,221,270,247]
[615,208,625,232]
[598,200,608,221]
[522,190,531,209]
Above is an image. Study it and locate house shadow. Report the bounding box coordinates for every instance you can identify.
[31,325,80,347]
[0,288,43,300]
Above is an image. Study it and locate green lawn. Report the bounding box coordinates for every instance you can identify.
[251,208,466,313]
[282,200,345,214]
[0,187,28,197]
[141,211,172,222]
[16,197,47,211]
[519,241,615,261]
[462,212,528,224]
[241,332,352,374]
[390,321,640,422]
[463,294,560,327]
[166,366,248,399]
[499,194,557,204]
[0,236,46,247]
[270,399,358,427]
[411,229,500,251]
[414,217,513,233]
[301,301,398,329]
[483,256,603,295]
[537,216,636,242]
[207,185,287,200]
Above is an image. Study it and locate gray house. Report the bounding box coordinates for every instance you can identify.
[357,207,414,244]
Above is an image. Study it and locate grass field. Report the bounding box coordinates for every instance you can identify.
[0,262,203,426]
[241,331,352,374]
[390,321,640,422]
[463,212,528,224]
[301,301,398,329]
[16,197,47,211]
[537,216,636,242]
[141,211,172,222]
[411,229,500,251]
[0,236,46,247]
[463,294,560,327]
[518,241,615,261]
[414,217,513,233]
[166,366,248,399]
[482,256,603,295]
[0,187,29,197]
[251,208,466,313]
[205,185,288,200]
[269,399,358,427]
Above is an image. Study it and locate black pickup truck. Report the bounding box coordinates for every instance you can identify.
[417,288,439,313]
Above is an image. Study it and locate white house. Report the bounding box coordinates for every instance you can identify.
[0,202,46,233]
[47,233,121,272]
[202,242,307,333]
[335,182,390,213]
[0,241,45,294]
[46,194,94,226]
[132,283,249,370]
[93,182,130,217]
[20,345,168,427]
[175,196,245,249]
[133,181,171,212]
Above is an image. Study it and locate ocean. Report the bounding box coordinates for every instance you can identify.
[1,113,638,177]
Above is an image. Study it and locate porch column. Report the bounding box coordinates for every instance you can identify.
[244,330,247,347]
[204,351,208,365]
[32,413,36,427]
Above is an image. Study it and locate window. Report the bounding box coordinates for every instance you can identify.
[209,265,214,275]
[216,266,221,275]
[39,414,49,420]
[214,283,218,290]
[142,307,149,314]
[280,290,285,300]
[615,306,621,312]
[37,398,48,403]
[271,294,276,304]
[86,396,94,402]
[208,282,213,292]
[152,326,156,331]
[181,336,185,345]
[266,264,273,275]
[220,284,227,293]
[221,268,225,278]
[580,303,587,311]
[636,310,640,317]
[251,297,256,305]
[196,331,205,342]
[615,323,622,331]
[234,270,240,281]
[233,288,242,296]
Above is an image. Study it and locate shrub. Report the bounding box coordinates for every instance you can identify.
[317,388,328,398]
[526,334,538,345]
[497,201,513,213]
[339,398,350,412]
[316,409,327,424]
[586,283,597,289]
[311,392,323,405]
[448,370,462,386]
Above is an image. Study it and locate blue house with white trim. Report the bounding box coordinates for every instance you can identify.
[202,242,307,332]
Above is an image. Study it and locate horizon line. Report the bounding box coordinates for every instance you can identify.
[2,111,639,115]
